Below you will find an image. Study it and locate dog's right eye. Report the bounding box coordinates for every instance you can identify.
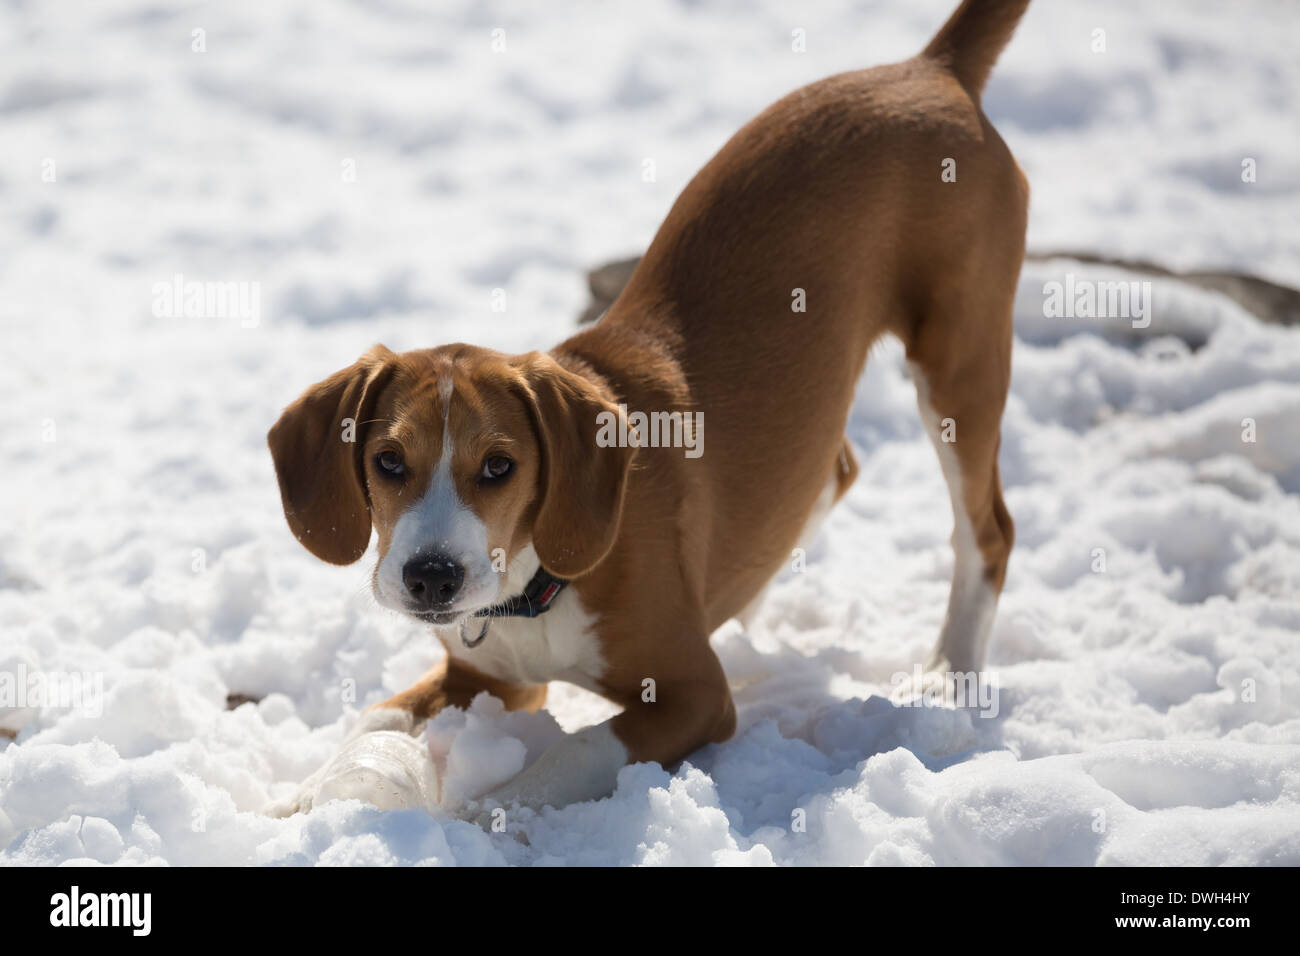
[375,451,405,478]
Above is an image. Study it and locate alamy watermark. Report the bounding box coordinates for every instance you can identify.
[890,665,999,717]
[596,404,704,459]
[1043,273,1151,329]
[50,886,150,936]
[0,663,104,719]
[151,273,261,328]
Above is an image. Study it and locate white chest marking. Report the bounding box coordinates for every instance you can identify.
[438,544,607,692]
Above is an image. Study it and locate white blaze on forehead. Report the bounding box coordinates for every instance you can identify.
[437,370,454,425]
[435,358,457,436]
[403,439,474,555]
[372,363,499,613]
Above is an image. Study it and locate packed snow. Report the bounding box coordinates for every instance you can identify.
[2,0,1298,865]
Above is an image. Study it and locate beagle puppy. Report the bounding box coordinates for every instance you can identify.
[266,0,1028,819]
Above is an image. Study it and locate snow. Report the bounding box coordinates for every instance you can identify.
[2,0,1299,865]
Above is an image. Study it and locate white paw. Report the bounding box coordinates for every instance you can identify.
[889,665,957,707]
[891,657,993,711]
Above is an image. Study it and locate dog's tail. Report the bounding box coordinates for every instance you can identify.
[922,0,1030,97]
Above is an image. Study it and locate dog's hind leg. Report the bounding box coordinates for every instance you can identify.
[904,293,1016,676]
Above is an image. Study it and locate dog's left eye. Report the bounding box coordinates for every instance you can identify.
[481,456,513,481]
[375,451,405,477]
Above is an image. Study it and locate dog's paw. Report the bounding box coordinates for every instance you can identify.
[264,730,439,817]
[889,664,958,708]
[890,657,994,711]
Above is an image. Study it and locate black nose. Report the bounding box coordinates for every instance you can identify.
[402,556,464,607]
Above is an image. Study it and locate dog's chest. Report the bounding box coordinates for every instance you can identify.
[439,592,606,691]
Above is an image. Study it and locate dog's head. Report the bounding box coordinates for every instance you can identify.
[267,344,635,626]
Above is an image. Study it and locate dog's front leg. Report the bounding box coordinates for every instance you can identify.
[265,658,546,818]
[469,676,737,822]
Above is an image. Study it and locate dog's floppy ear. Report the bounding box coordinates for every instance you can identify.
[267,345,397,565]
[513,352,636,579]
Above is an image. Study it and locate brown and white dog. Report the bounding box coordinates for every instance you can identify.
[266,0,1028,819]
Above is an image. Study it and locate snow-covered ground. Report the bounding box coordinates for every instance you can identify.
[2,0,1299,865]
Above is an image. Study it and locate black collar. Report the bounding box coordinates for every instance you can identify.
[460,567,568,649]
[475,567,568,620]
